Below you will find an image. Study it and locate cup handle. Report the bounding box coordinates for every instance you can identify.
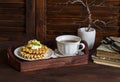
[78,43,85,51]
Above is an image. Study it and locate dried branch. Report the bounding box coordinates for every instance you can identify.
[66,0,93,31]
[93,19,106,30]
[56,0,113,32]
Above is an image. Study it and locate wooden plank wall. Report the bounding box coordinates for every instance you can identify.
[0,0,35,50]
[0,0,119,49]
[38,0,120,45]
[0,0,25,37]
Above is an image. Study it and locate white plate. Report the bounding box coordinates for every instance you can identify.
[14,46,54,61]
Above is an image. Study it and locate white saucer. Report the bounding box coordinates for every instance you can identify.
[54,49,85,57]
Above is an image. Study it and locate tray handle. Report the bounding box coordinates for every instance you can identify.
[81,40,89,55]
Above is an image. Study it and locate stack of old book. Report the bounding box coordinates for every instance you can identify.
[92,37,120,68]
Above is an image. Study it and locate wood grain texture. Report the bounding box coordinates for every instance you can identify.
[0,0,119,51]
[0,0,35,50]
[35,0,47,41]
[36,0,120,46]
[0,51,120,82]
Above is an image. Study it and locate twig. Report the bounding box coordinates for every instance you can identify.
[56,0,112,32]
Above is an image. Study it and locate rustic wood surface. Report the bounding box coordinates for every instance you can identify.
[0,52,120,82]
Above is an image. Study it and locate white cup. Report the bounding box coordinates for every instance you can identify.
[56,35,85,56]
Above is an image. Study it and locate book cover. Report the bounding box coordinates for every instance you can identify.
[92,36,120,67]
[96,36,120,59]
[97,50,120,59]
[92,55,120,68]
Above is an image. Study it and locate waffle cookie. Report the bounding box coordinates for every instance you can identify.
[19,39,49,60]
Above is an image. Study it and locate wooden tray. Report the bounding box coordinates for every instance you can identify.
[7,41,89,72]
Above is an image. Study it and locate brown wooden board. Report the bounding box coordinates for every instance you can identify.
[36,0,120,44]
[7,40,89,72]
[0,0,35,51]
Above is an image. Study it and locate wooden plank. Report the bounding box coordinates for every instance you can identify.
[0,0,24,3]
[0,14,24,20]
[0,3,24,8]
[43,0,120,43]
[0,21,24,27]
[25,0,35,35]
[0,0,35,50]
[36,0,47,41]
[0,26,24,32]
[0,8,24,14]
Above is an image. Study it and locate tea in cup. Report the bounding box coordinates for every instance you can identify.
[56,35,85,56]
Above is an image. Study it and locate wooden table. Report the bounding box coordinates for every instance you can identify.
[0,53,120,82]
